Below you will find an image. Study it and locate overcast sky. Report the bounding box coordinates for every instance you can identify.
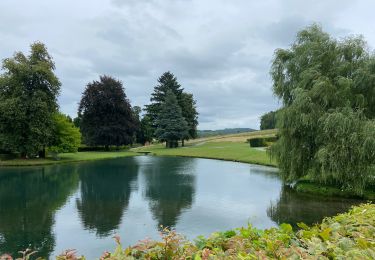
[1,0,374,129]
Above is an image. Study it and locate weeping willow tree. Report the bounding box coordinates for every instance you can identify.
[270,24,375,195]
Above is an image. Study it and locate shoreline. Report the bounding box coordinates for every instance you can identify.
[1,149,372,200]
[143,152,277,168]
[0,151,139,167]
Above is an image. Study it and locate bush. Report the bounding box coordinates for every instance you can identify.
[248,136,278,147]
[0,153,19,161]
[248,138,266,147]
[77,145,132,152]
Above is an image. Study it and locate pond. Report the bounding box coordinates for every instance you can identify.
[0,156,362,259]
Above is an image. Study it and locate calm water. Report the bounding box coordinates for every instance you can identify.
[0,156,361,259]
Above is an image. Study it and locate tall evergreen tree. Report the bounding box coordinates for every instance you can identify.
[78,76,137,148]
[146,71,198,141]
[0,42,61,157]
[155,90,189,148]
[146,71,184,130]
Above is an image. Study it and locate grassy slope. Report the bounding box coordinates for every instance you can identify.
[133,129,277,167]
[0,130,276,167]
[0,151,138,166]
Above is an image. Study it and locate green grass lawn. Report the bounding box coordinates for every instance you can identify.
[133,141,276,166]
[1,130,277,167]
[0,151,138,166]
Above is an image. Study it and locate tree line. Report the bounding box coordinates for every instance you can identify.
[0,43,198,158]
[77,71,198,149]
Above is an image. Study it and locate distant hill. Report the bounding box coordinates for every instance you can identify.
[197,128,256,138]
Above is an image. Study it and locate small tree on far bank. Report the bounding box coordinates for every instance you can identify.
[155,91,188,148]
[260,111,277,130]
[49,113,81,156]
[180,92,198,145]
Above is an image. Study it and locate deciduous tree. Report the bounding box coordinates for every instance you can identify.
[0,42,60,157]
[49,113,81,154]
[270,24,375,194]
[260,111,277,130]
[78,76,137,148]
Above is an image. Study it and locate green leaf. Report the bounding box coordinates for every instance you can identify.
[280,223,293,233]
[319,228,332,241]
[297,222,309,230]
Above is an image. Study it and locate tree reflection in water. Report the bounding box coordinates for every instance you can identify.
[267,185,361,228]
[76,157,139,237]
[0,164,79,259]
[142,157,196,229]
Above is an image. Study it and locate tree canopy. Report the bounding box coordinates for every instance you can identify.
[49,113,81,154]
[260,111,277,130]
[155,90,189,148]
[146,71,198,143]
[78,75,137,148]
[270,24,375,194]
[0,42,61,157]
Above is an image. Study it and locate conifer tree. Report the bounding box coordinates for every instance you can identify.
[146,71,198,141]
[155,90,189,148]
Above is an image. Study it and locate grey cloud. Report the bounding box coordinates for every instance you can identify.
[0,0,374,129]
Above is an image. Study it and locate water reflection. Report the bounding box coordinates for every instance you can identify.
[142,157,196,229]
[0,165,79,258]
[267,185,361,227]
[0,157,364,259]
[76,158,139,237]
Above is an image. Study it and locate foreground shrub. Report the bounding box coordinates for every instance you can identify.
[2,204,374,259]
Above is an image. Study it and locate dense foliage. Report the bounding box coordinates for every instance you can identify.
[248,136,277,147]
[138,115,154,145]
[270,24,375,194]
[155,91,189,148]
[260,111,277,130]
[78,76,137,148]
[0,42,61,157]
[49,113,81,154]
[7,203,373,259]
[146,71,198,146]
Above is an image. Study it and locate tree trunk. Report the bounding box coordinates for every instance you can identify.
[21,152,27,159]
[105,145,109,151]
[38,147,46,158]
[182,139,185,147]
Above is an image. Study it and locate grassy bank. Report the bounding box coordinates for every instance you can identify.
[0,151,138,166]
[133,141,276,166]
[0,130,277,167]
[295,180,375,200]
[132,129,277,167]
